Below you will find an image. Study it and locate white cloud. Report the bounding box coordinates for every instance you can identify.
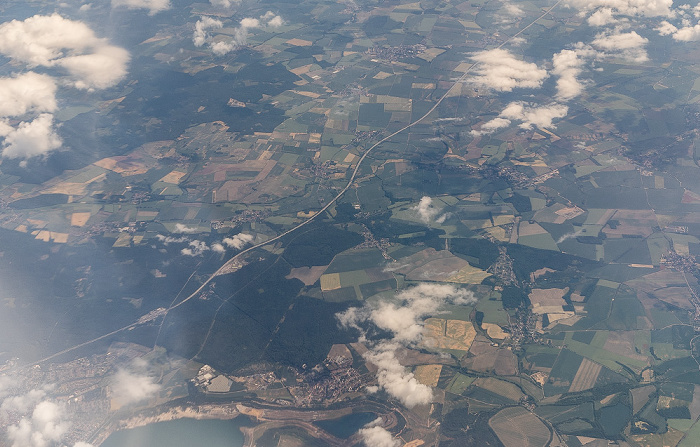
[174,223,198,233]
[7,401,70,447]
[469,48,548,92]
[656,20,678,35]
[211,243,225,253]
[367,284,476,342]
[194,14,283,55]
[0,73,57,117]
[0,375,19,400]
[592,28,649,62]
[474,117,512,134]
[501,102,569,129]
[240,17,260,28]
[359,423,400,447]
[193,16,223,47]
[260,11,284,27]
[110,368,160,406]
[568,0,673,18]
[671,24,700,40]
[0,14,129,160]
[0,114,62,160]
[1,389,46,414]
[210,40,238,56]
[0,15,98,66]
[587,7,618,25]
[365,342,433,407]
[552,46,595,100]
[412,196,439,223]
[56,45,130,90]
[181,240,209,256]
[210,0,239,7]
[111,0,171,15]
[337,283,475,408]
[412,196,450,224]
[656,20,700,41]
[503,3,524,16]
[267,15,284,28]
[473,102,568,135]
[156,234,190,244]
[222,233,254,249]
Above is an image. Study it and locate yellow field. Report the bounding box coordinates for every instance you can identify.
[482,323,508,340]
[446,263,492,284]
[71,212,91,227]
[286,38,312,46]
[414,364,442,388]
[422,318,476,351]
[320,273,341,291]
[159,170,187,183]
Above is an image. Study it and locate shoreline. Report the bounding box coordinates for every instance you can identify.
[93,404,243,446]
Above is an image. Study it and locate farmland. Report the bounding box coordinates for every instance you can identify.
[6,0,700,446]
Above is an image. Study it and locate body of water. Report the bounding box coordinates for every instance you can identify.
[313,411,377,439]
[100,417,245,447]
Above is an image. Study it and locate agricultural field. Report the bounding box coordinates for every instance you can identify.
[489,406,551,447]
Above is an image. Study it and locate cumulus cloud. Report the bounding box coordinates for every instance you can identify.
[337,284,476,407]
[181,240,209,257]
[0,73,57,117]
[0,377,94,447]
[193,13,282,55]
[587,7,618,25]
[0,15,129,160]
[591,28,649,62]
[359,422,399,447]
[0,15,129,85]
[473,102,568,135]
[155,234,190,244]
[656,20,700,41]
[552,46,596,100]
[210,0,239,7]
[6,401,70,447]
[174,223,199,234]
[110,367,160,406]
[0,114,62,160]
[469,48,548,92]
[1,389,47,414]
[365,342,433,407]
[193,16,223,47]
[503,3,524,16]
[568,0,673,18]
[656,20,678,35]
[56,46,130,90]
[156,233,251,254]
[412,196,439,223]
[111,0,171,15]
[412,196,451,224]
[222,233,254,249]
[261,11,284,27]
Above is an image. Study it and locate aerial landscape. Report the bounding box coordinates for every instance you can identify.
[3,0,700,446]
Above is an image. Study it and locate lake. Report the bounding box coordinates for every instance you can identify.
[100,417,245,447]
